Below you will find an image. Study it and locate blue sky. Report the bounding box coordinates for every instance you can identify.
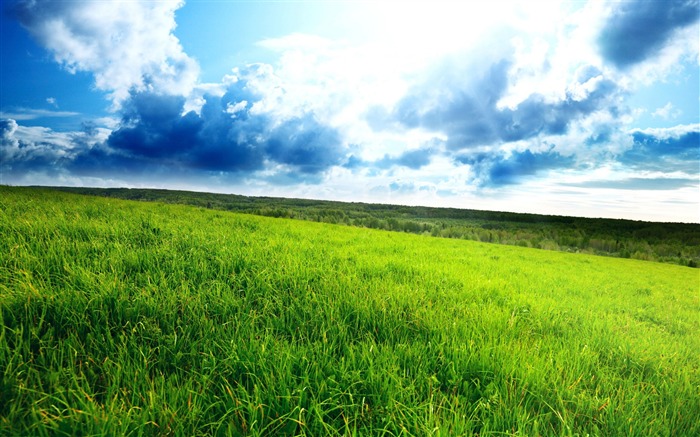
[1,0,698,222]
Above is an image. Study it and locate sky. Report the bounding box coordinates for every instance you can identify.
[1,0,699,223]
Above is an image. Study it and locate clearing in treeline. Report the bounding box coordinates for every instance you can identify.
[1,186,699,436]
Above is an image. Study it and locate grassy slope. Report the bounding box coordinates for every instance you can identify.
[1,186,698,436]
[49,186,700,268]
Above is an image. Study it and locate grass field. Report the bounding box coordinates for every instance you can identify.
[1,186,699,436]
[51,186,700,268]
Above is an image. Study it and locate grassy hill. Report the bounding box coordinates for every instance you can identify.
[49,186,700,268]
[1,186,699,436]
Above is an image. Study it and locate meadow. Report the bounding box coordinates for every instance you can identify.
[54,186,700,267]
[1,186,699,436]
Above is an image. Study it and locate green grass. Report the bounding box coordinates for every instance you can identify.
[1,186,699,436]
[50,186,700,268]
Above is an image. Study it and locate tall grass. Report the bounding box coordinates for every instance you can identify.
[1,186,698,436]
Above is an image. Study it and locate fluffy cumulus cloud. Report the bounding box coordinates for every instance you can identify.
[10,0,199,106]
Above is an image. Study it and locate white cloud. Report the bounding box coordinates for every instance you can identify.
[1,119,111,164]
[1,122,72,168]
[0,108,79,120]
[631,123,700,139]
[652,102,682,120]
[15,0,199,107]
[183,82,228,114]
[498,0,610,109]
[92,117,120,129]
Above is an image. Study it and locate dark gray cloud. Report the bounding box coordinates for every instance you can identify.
[598,0,700,68]
[457,148,575,187]
[387,60,620,151]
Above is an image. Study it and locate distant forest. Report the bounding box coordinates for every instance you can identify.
[49,186,700,268]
